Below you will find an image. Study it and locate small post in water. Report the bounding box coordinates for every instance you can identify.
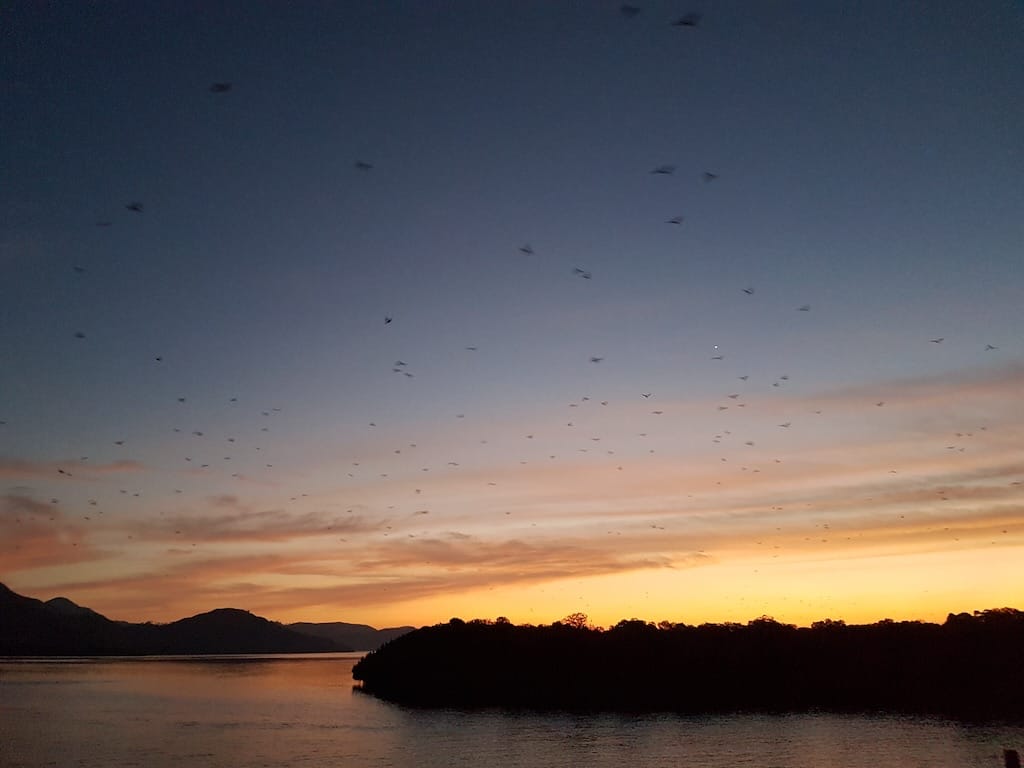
[1005,749,1020,768]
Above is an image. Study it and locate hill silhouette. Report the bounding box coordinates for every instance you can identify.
[132,608,344,655]
[288,621,415,652]
[0,582,135,655]
[0,582,344,655]
[43,596,108,621]
[353,611,1024,719]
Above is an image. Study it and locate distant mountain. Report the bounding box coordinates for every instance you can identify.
[0,582,129,655]
[44,596,108,621]
[288,621,414,651]
[0,582,343,656]
[135,608,345,654]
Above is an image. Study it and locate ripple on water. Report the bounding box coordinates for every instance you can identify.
[1,658,1021,768]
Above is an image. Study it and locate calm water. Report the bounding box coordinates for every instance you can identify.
[1,654,1021,768]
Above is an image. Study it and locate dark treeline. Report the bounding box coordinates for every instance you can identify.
[352,610,1024,719]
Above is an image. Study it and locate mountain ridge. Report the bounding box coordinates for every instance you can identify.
[0,582,413,655]
[288,621,415,651]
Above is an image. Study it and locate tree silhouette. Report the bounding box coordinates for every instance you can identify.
[560,612,591,629]
[353,609,1024,717]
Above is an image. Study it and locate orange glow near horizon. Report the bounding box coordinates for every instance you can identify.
[3,366,1023,630]
[5,0,1024,655]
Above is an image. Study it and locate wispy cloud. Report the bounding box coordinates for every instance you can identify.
[0,494,105,571]
[0,457,145,479]
[122,503,380,545]
[3,364,1021,626]
[29,531,698,622]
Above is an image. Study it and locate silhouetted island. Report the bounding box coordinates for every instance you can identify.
[352,611,1024,719]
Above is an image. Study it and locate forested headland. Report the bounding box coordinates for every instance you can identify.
[352,610,1024,719]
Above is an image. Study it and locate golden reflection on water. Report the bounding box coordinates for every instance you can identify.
[1,655,1021,768]
[99,653,364,701]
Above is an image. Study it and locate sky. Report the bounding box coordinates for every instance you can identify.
[1,0,1022,630]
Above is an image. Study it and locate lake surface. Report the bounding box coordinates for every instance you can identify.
[1,654,1021,768]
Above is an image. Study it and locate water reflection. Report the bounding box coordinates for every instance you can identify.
[1,656,1021,768]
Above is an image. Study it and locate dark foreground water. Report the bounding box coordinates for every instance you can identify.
[1,654,1021,768]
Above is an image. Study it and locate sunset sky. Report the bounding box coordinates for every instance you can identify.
[2,0,1022,630]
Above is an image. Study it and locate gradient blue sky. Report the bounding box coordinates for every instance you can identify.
[2,0,1022,628]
